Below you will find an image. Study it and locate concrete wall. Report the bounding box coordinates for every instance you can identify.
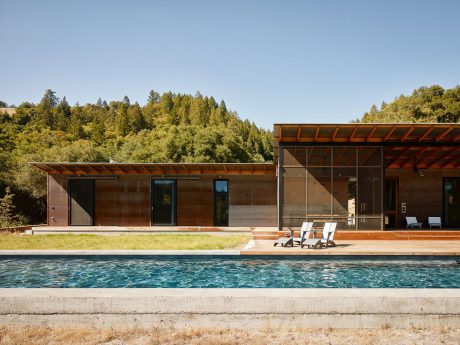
[1,288,459,329]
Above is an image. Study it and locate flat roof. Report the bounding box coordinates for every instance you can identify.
[274,123,460,145]
[274,123,460,167]
[31,162,276,175]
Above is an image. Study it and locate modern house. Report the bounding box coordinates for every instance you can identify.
[32,123,460,230]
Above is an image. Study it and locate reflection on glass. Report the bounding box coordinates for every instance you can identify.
[215,180,228,193]
[152,180,176,225]
[214,180,229,226]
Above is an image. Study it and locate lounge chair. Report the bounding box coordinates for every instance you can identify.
[292,222,313,246]
[273,230,294,247]
[428,217,442,228]
[301,222,331,249]
[406,217,422,229]
[324,222,337,247]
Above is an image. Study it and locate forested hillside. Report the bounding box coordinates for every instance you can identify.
[0,90,273,225]
[359,85,460,123]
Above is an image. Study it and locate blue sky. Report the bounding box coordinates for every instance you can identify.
[1,0,459,129]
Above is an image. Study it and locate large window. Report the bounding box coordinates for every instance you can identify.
[281,146,383,230]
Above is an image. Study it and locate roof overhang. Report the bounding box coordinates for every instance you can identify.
[30,162,276,175]
[274,123,460,169]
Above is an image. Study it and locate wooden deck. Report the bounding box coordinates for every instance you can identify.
[242,240,460,255]
[252,229,460,241]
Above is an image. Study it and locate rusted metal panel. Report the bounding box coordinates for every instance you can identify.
[177,177,214,226]
[48,175,68,226]
[94,176,150,226]
[228,175,277,206]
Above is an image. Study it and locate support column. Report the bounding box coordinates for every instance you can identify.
[277,144,284,230]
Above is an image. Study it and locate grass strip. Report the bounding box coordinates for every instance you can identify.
[0,233,250,250]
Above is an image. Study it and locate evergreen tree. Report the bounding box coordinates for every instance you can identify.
[116,103,130,136]
[54,96,71,131]
[38,89,59,127]
[129,102,146,132]
[148,90,161,104]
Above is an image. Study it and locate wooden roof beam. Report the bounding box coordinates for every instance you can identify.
[387,147,412,167]
[401,127,415,142]
[383,126,397,141]
[296,127,302,141]
[366,127,377,142]
[349,126,359,142]
[419,126,434,142]
[331,127,339,142]
[435,127,453,142]
[428,147,459,168]
[398,147,428,168]
[441,150,460,168]
[314,127,320,142]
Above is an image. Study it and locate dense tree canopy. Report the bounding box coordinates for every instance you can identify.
[359,85,460,123]
[0,89,273,225]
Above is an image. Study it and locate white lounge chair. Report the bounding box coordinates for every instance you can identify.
[428,217,442,228]
[406,217,422,229]
[324,222,337,247]
[292,222,313,246]
[301,222,331,249]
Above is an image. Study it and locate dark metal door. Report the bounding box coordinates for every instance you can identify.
[444,178,460,227]
[69,179,94,226]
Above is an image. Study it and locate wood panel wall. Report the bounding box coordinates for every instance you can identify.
[385,169,460,227]
[47,175,68,226]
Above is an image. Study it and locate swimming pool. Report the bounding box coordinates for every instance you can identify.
[0,255,459,288]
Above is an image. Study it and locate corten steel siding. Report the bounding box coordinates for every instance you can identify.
[176,175,277,226]
[94,176,150,226]
[47,175,69,226]
[47,174,277,227]
[385,168,460,227]
[228,175,277,226]
[176,178,213,226]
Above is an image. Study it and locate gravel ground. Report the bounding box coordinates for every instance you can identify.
[1,326,459,345]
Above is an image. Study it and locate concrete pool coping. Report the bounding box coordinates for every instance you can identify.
[1,288,459,329]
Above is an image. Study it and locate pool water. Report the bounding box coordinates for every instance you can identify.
[0,255,459,288]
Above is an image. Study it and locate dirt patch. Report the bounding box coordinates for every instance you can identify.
[0,326,458,345]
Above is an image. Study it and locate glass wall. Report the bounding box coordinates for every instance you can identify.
[281,146,383,230]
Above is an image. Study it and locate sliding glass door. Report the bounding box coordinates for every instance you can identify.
[151,180,176,225]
